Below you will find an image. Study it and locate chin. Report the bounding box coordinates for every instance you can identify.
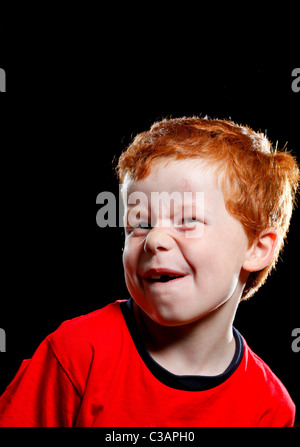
[149,306,204,328]
[135,302,184,327]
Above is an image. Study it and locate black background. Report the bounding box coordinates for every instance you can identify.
[0,28,299,425]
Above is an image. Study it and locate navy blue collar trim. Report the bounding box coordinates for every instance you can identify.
[120,298,244,392]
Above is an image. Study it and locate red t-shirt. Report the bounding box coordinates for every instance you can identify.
[0,299,295,427]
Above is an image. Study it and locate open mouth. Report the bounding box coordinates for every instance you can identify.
[148,274,184,283]
[145,273,186,283]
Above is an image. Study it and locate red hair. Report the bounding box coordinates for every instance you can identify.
[116,116,299,299]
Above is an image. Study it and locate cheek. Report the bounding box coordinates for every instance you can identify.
[222,229,249,268]
[122,250,136,296]
[182,228,246,284]
[122,240,141,286]
[206,230,249,298]
[181,236,218,274]
[122,244,134,275]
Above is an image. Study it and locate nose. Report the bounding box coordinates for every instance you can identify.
[144,227,174,254]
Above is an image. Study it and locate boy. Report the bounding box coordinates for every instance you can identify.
[0,116,298,426]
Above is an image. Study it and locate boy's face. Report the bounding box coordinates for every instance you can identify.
[122,159,250,327]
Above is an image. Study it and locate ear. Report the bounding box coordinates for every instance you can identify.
[243,228,279,273]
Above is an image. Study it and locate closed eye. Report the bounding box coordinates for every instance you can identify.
[176,217,204,232]
[181,217,202,225]
[183,217,201,223]
[134,222,152,229]
[126,222,152,234]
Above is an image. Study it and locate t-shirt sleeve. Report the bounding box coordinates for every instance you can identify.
[0,338,81,427]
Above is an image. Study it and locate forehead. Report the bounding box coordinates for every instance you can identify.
[121,159,227,219]
[123,158,221,196]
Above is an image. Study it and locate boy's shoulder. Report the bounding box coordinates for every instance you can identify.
[43,300,128,396]
[46,300,126,361]
[242,340,295,425]
[245,342,289,393]
[50,299,124,333]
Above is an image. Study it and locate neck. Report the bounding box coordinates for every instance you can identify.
[133,297,239,376]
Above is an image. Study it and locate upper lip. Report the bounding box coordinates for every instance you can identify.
[142,268,188,279]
